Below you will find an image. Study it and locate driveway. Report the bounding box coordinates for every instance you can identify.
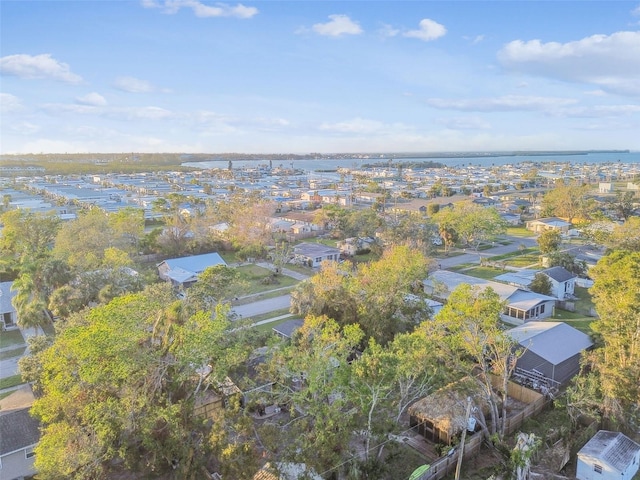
[437,235,538,269]
[231,294,291,319]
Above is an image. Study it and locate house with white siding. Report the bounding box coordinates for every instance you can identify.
[576,430,640,480]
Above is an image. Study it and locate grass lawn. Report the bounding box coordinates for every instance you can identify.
[503,253,541,268]
[0,374,23,390]
[490,247,539,261]
[506,227,536,238]
[0,346,26,361]
[573,287,596,317]
[252,314,301,333]
[463,266,507,280]
[236,265,299,295]
[550,310,594,334]
[0,329,25,349]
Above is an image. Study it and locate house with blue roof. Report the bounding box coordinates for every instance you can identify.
[157,252,227,288]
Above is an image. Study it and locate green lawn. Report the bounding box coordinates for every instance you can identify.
[235,265,299,295]
[0,329,25,349]
[0,374,23,390]
[252,314,301,333]
[0,347,26,361]
[550,310,594,334]
[573,287,596,317]
[462,266,507,280]
[506,227,536,238]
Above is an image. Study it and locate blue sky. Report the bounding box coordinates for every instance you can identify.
[1,1,640,154]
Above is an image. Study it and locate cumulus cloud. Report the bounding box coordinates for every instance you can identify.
[76,92,108,106]
[142,0,258,19]
[0,93,23,113]
[426,95,578,112]
[113,76,158,93]
[404,18,446,41]
[312,14,363,37]
[498,31,640,96]
[0,53,82,83]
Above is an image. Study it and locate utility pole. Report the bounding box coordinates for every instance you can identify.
[454,397,473,480]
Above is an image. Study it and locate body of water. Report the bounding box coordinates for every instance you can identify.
[183,151,640,172]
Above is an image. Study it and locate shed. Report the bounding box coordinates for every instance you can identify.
[408,378,488,445]
[508,322,593,387]
[576,430,640,480]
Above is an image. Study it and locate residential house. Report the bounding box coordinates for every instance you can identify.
[272,319,304,339]
[293,243,341,268]
[337,237,375,256]
[542,266,577,300]
[423,270,556,325]
[508,322,593,388]
[157,252,227,288]
[0,282,18,331]
[598,182,614,193]
[576,430,640,480]
[525,217,572,233]
[494,266,576,300]
[0,408,40,479]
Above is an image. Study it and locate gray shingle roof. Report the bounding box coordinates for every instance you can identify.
[0,408,40,456]
[578,430,640,473]
[542,266,576,283]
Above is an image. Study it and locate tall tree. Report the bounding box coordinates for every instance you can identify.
[569,251,640,429]
[537,229,562,254]
[540,184,594,223]
[31,284,252,479]
[433,284,522,442]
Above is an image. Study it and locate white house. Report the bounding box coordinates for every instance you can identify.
[0,408,40,479]
[293,243,341,268]
[576,430,640,480]
[494,266,576,300]
[157,252,227,288]
[424,270,556,325]
[598,182,614,193]
[526,217,572,233]
[0,281,18,331]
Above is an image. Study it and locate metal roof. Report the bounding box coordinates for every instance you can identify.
[508,321,593,365]
[578,430,640,473]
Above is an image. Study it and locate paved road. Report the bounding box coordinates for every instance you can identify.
[231,294,291,319]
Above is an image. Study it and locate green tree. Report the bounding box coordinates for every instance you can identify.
[546,251,587,277]
[432,284,521,442]
[528,272,552,296]
[605,216,640,252]
[0,209,60,268]
[31,284,251,479]
[537,229,562,254]
[570,251,640,428]
[263,315,364,476]
[540,184,594,223]
[608,191,636,221]
[433,202,507,251]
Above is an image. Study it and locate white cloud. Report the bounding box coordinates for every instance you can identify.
[0,93,23,113]
[378,23,400,38]
[9,121,40,135]
[312,14,363,37]
[464,34,485,45]
[113,76,156,93]
[426,95,578,112]
[42,102,173,120]
[633,4,640,16]
[76,92,108,106]
[498,31,640,96]
[553,104,640,118]
[142,0,258,19]
[0,53,82,83]
[319,117,384,134]
[439,116,491,130]
[404,18,446,42]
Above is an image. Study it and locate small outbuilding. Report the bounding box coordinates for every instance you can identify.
[508,321,593,388]
[409,378,487,445]
[0,281,18,330]
[576,430,640,480]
